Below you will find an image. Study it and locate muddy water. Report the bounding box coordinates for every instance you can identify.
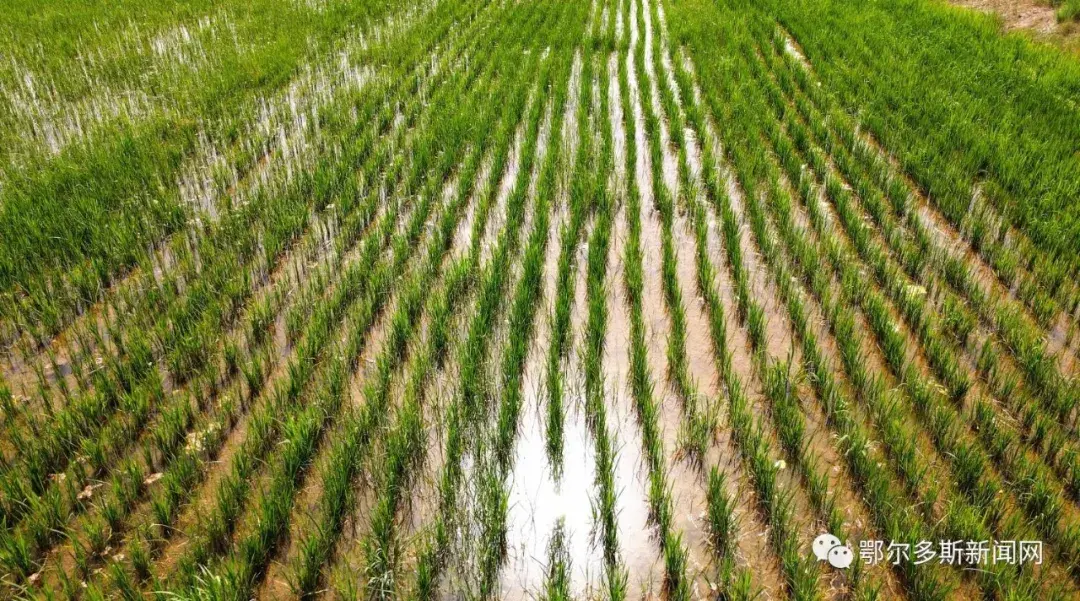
[480,122,527,262]
[673,44,860,598]
[500,368,604,598]
[603,191,665,596]
[615,0,625,43]
[650,17,797,598]
[499,71,603,597]
[640,0,678,201]
[617,2,718,590]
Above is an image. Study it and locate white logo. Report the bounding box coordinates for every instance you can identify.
[828,544,854,569]
[812,533,853,569]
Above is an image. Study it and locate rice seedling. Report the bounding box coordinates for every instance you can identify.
[6,0,1080,598]
[410,22,567,596]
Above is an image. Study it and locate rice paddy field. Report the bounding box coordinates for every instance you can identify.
[3,0,1080,599]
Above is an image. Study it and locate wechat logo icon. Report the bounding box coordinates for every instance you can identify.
[813,533,853,569]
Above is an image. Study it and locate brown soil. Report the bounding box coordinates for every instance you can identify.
[950,0,1060,35]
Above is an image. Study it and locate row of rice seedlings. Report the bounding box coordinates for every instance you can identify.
[765,32,1068,334]
[767,81,1080,588]
[74,186,384,594]
[159,177,442,596]
[582,46,631,599]
[635,0,713,467]
[720,373,819,601]
[648,19,818,592]
[2,298,121,422]
[759,41,1080,433]
[124,10,492,592]
[828,181,1080,583]
[645,6,889,599]
[0,4,486,438]
[757,43,1080,510]
[669,21,961,601]
[747,73,972,597]
[0,0,437,345]
[195,83,512,598]
[33,219,365,589]
[819,162,1065,597]
[294,22,546,596]
[478,30,586,596]
[411,43,559,600]
[294,188,469,598]
[0,8,486,583]
[614,0,691,594]
[543,50,591,479]
[571,13,630,591]
[687,85,829,601]
[24,379,247,593]
[0,374,165,582]
[471,39,571,600]
[538,519,572,601]
[156,115,463,593]
[744,0,1080,306]
[734,97,919,601]
[5,120,341,416]
[744,50,1066,595]
[756,203,920,600]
